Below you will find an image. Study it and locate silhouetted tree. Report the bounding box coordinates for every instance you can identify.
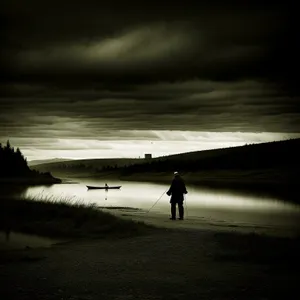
[0,140,61,183]
[0,141,37,177]
[0,140,31,178]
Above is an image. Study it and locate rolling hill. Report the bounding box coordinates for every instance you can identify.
[120,138,300,173]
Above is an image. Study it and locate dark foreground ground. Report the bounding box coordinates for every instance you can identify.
[1,228,299,300]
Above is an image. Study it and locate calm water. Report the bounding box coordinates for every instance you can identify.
[18,179,300,237]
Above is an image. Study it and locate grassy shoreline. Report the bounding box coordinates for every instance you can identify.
[0,197,155,241]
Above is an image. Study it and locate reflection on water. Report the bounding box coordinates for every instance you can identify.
[2,179,300,236]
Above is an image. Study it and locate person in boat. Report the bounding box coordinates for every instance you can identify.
[105,183,108,188]
[166,171,188,220]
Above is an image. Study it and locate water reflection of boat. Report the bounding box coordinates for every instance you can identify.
[86,185,121,190]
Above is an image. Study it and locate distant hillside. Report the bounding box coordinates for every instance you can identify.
[120,138,300,174]
[28,158,73,166]
[32,158,148,177]
[32,138,299,177]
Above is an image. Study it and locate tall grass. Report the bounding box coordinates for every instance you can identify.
[0,195,154,239]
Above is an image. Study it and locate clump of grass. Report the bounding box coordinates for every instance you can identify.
[0,195,154,239]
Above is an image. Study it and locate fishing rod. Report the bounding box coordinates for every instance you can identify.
[146,189,168,214]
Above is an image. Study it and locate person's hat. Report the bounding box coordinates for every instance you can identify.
[174,171,179,175]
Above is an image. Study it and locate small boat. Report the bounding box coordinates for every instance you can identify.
[86,185,121,190]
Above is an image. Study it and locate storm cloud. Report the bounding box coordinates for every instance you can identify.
[1,0,299,158]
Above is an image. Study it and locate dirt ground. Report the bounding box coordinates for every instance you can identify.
[1,225,299,300]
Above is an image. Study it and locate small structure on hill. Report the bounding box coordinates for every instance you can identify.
[144,153,152,160]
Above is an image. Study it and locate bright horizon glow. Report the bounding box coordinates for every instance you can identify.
[3,130,299,161]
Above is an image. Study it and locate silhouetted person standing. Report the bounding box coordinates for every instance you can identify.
[167,172,187,220]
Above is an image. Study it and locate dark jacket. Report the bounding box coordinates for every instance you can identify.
[167,176,188,203]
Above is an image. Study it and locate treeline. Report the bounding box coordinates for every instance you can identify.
[119,139,300,175]
[33,158,143,174]
[0,141,31,177]
[0,140,60,182]
[43,163,120,172]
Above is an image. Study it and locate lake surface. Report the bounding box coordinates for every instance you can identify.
[17,179,300,237]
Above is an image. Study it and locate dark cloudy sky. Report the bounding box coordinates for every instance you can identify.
[1,0,299,160]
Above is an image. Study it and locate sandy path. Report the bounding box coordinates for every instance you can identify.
[1,227,298,300]
[106,208,299,238]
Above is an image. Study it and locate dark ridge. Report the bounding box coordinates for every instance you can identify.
[119,138,300,174]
